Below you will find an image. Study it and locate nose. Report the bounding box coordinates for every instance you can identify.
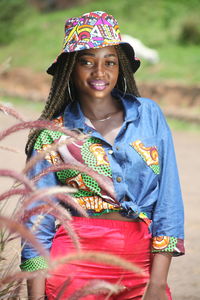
[92,62,105,77]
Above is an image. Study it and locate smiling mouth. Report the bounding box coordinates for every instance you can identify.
[89,80,108,91]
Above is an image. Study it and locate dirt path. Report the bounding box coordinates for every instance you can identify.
[168,131,200,300]
[0,104,199,299]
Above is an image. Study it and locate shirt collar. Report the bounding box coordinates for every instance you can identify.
[63,99,85,130]
[111,89,141,122]
[63,89,141,129]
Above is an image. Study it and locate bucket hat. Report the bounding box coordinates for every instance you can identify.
[47,11,140,75]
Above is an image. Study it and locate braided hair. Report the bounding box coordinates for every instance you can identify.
[25,45,140,158]
[115,45,140,97]
[25,52,77,158]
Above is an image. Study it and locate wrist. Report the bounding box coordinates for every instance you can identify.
[148,279,167,290]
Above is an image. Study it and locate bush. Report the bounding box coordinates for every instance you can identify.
[0,0,28,45]
[29,0,92,12]
[179,17,200,44]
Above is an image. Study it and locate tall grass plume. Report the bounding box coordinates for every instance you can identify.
[0,104,143,299]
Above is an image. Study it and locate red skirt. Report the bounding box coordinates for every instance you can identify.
[46,216,172,299]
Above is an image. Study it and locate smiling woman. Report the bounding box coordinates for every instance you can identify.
[21,11,184,300]
[73,48,119,98]
[73,48,118,95]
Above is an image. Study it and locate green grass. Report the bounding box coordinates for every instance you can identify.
[0,0,199,84]
[0,96,44,112]
[167,118,200,132]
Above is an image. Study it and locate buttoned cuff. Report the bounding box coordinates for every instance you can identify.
[152,236,185,256]
[20,256,48,271]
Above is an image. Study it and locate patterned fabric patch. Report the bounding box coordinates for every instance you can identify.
[130,140,160,174]
[34,116,65,165]
[74,196,120,213]
[139,212,152,226]
[81,137,112,177]
[34,129,64,165]
[20,256,48,271]
[92,209,119,216]
[34,129,64,150]
[152,236,184,255]
[33,120,119,214]
[57,169,102,197]
[34,116,64,151]
[53,116,64,127]
[38,144,63,165]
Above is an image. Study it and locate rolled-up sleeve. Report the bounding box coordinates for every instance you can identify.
[21,149,58,271]
[151,110,185,256]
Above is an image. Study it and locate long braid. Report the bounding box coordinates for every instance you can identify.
[25,52,77,158]
[115,45,140,97]
[40,53,77,120]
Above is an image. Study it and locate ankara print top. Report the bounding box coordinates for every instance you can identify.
[21,89,185,272]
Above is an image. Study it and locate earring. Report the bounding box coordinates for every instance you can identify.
[67,81,73,102]
[122,76,127,97]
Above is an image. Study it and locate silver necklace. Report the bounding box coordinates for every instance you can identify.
[94,115,112,122]
[85,111,118,122]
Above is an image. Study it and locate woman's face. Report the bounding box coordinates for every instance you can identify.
[72,46,119,100]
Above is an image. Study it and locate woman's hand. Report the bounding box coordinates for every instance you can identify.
[143,282,168,300]
[142,252,172,300]
[27,272,46,300]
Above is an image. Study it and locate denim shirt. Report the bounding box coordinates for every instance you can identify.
[21,90,185,271]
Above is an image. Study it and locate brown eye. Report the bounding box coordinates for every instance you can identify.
[79,58,93,66]
[106,60,117,66]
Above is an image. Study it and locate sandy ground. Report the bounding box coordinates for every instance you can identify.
[0,104,200,299]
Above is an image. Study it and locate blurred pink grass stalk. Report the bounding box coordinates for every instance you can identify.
[54,193,88,217]
[20,191,88,221]
[0,169,35,192]
[0,105,144,298]
[0,103,26,122]
[20,186,76,210]
[22,134,88,173]
[66,279,125,300]
[0,119,85,142]
[0,188,29,202]
[0,145,21,153]
[16,186,86,221]
[21,201,83,251]
[0,215,49,260]
[44,251,143,299]
[0,111,85,296]
[51,251,143,276]
[53,277,72,300]
[0,187,84,294]
[2,279,24,299]
[0,269,47,288]
[14,185,84,250]
[32,162,116,201]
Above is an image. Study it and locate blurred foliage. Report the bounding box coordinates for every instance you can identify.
[167,117,200,132]
[30,0,92,12]
[179,16,200,45]
[0,0,199,83]
[0,0,29,45]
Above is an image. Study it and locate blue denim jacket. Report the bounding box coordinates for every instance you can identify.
[21,90,185,271]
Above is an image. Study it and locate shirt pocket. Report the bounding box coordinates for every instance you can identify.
[130,138,160,175]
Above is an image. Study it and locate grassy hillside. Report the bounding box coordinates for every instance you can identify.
[0,0,199,84]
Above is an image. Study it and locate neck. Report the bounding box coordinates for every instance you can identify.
[79,95,122,121]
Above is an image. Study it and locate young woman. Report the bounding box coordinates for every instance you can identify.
[21,11,185,300]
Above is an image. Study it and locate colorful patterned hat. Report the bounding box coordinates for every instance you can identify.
[47,11,140,75]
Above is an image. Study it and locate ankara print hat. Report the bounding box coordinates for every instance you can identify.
[47,11,140,75]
